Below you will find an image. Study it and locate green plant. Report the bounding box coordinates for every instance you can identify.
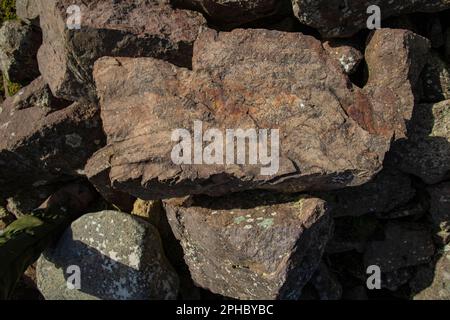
[0,0,17,26]
[6,79,21,96]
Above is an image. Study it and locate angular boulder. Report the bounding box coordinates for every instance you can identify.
[89,28,428,199]
[37,0,207,101]
[291,0,450,38]
[164,192,332,300]
[0,20,41,85]
[0,80,104,196]
[37,210,179,300]
[363,28,430,140]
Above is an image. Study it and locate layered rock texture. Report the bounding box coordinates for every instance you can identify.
[1,0,450,301]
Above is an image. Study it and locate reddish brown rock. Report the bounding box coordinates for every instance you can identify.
[88,28,430,199]
[164,193,332,300]
[37,0,207,101]
[85,147,135,212]
[291,0,450,38]
[322,40,363,74]
[363,29,430,140]
[0,81,104,196]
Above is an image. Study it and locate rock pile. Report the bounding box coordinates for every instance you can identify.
[1,0,450,300]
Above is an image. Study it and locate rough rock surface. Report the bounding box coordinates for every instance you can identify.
[84,147,135,212]
[89,28,429,200]
[363,29,430,140]
[413,248,450,300]
[37,0,206,101]
[37,210,179,300]
[389,100,450,184]
[421,52,450,102]
[164,192,332,300]
[0,81,104,196]
[322,40,363,74]
[427,182,450,245]
[364,222,435,273]
[173,0,290,27]
[318,169,415,217]
[16,0,41,23]
[291,0,450,38]
[0,20,41,85]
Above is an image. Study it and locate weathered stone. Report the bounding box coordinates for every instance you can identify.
[16,0,40,24]
[0,20,41,85]
[3,76,69,113]
[413,249,450,300]
[322,40,363,74]
[164,192,332,300]
[37,210,179,300]
[319,169,415,218]
[363,29,430,140]
[173,0,290,27]
[37,0,206,101]
[389,100,450,184]
[291,0,450,38]
[0,85,105,196]
[427,182,450,245]
[90,28,428,199]
[364,222,435,273]
[84,147,135,212]
[421,52,450,102]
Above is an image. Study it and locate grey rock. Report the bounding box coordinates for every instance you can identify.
[164,192,333,300]
[0,20,41,85]
[37,210,179,300]
[16,0,41,24]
